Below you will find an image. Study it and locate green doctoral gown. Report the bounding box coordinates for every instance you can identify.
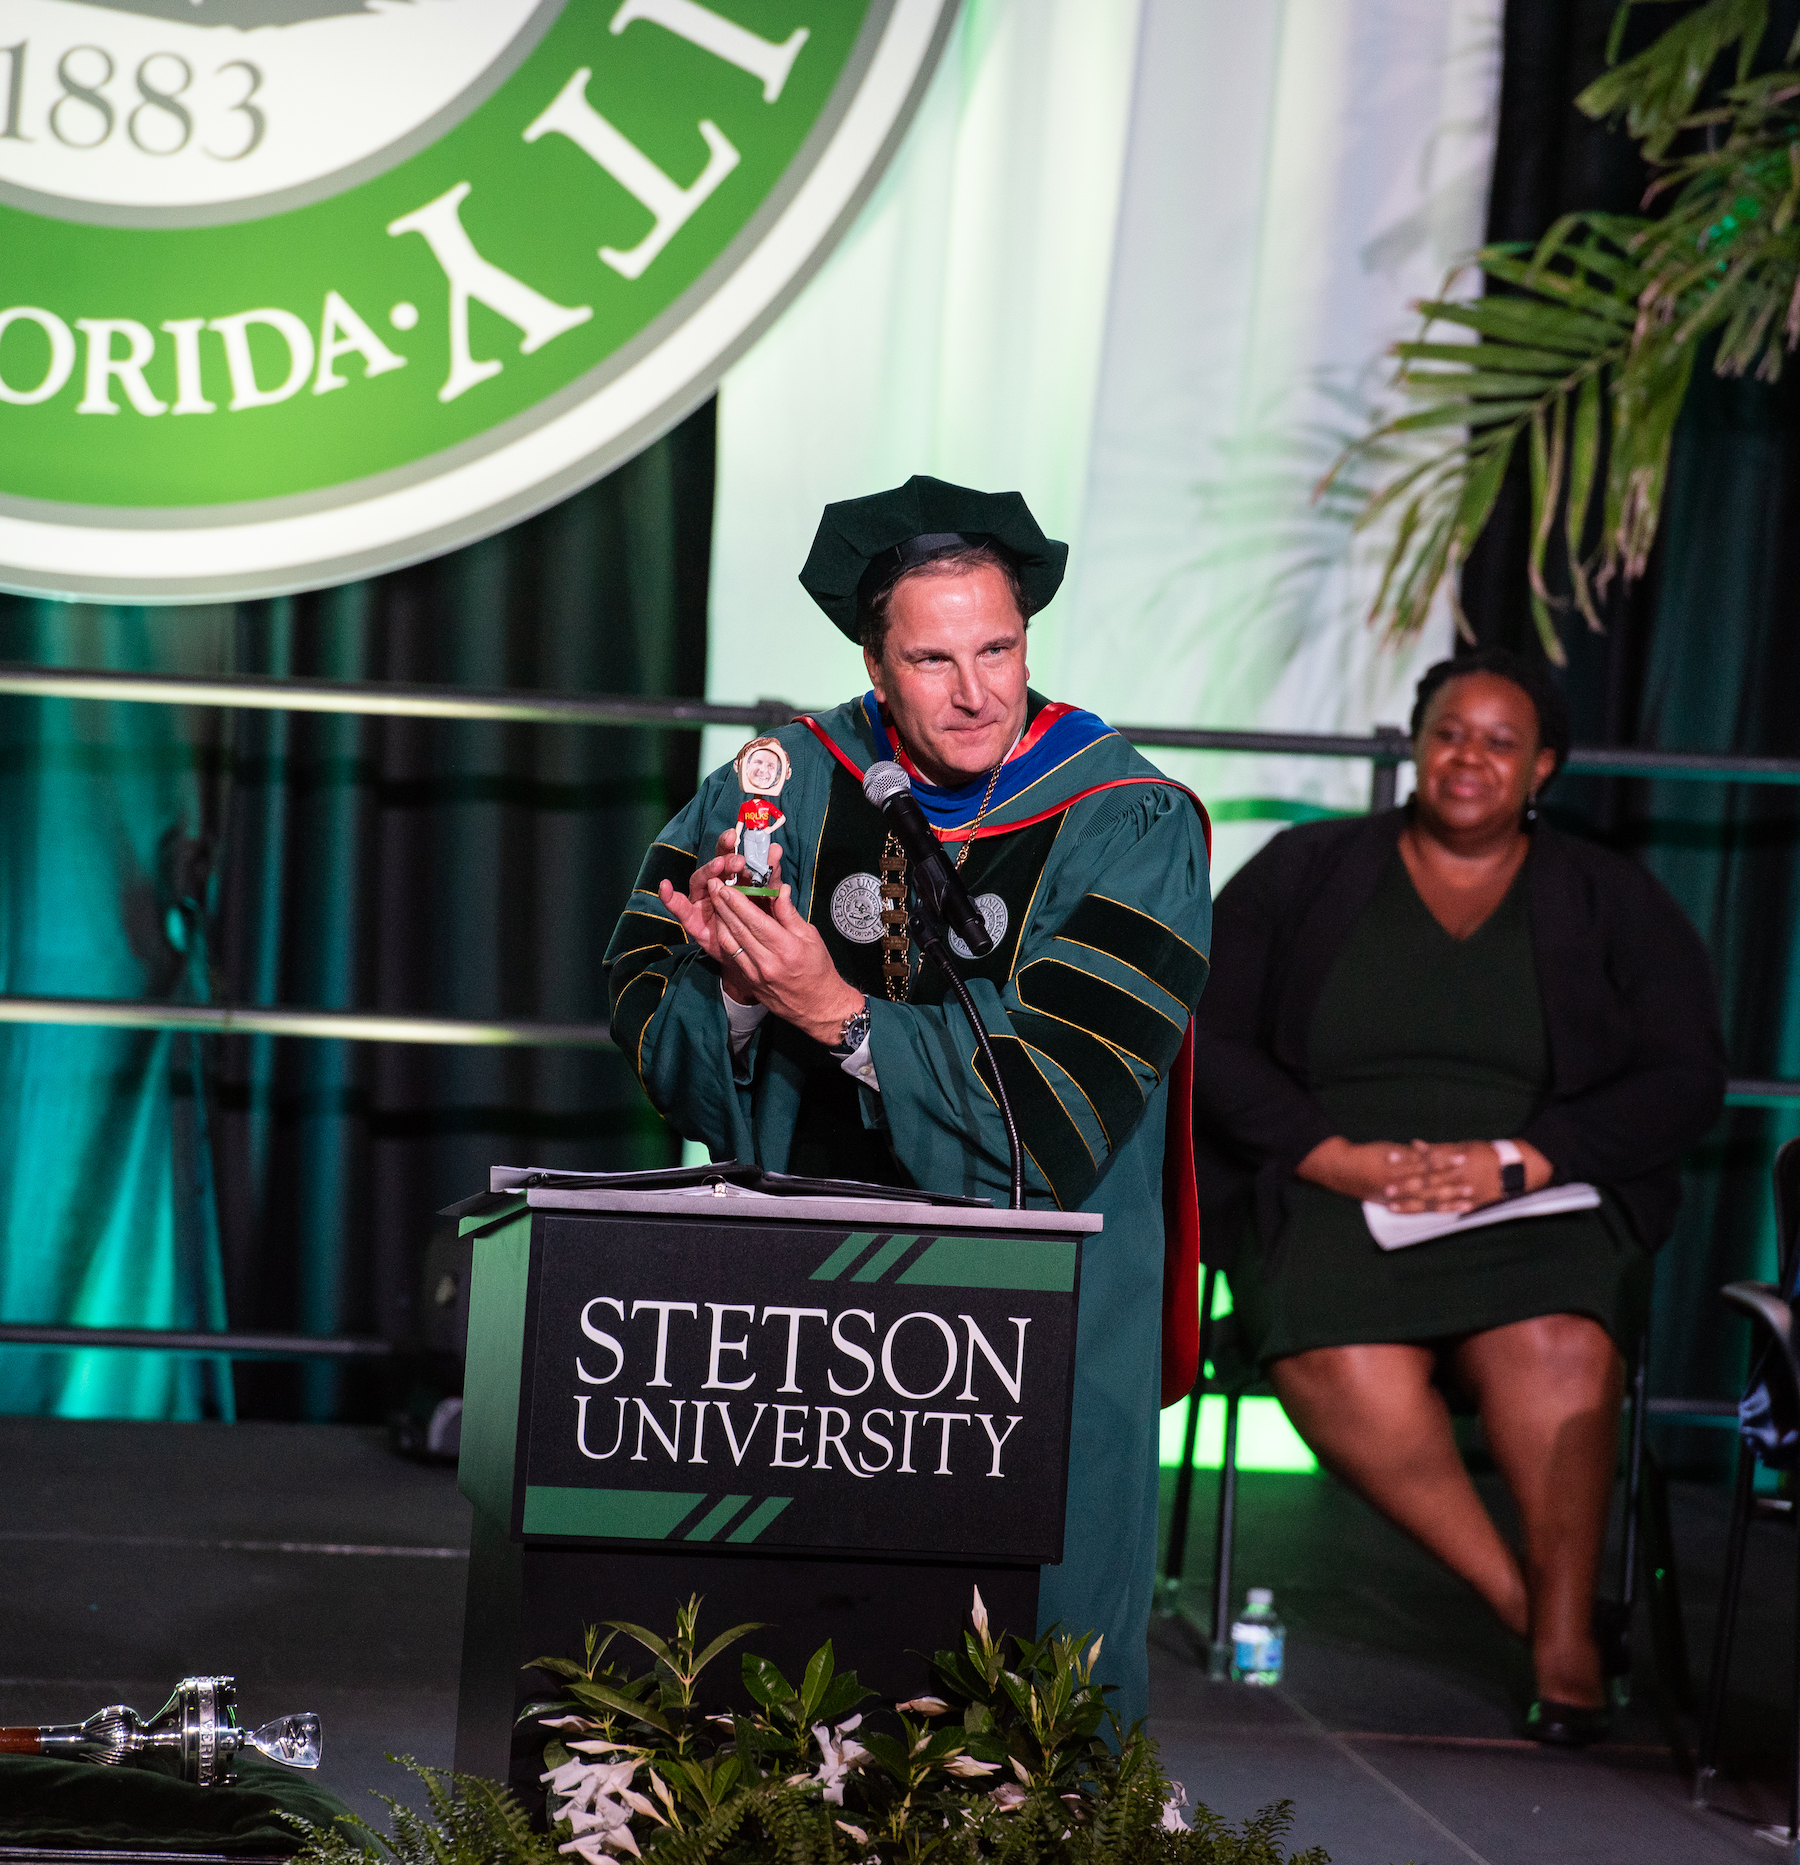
[604,692,1212,1724]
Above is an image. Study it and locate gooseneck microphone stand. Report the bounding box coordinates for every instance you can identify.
[908,886,1025,1212]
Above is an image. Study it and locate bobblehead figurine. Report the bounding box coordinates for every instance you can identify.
[732,736,791,897]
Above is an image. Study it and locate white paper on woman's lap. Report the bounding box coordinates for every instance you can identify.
[1362,1184,1603,1251]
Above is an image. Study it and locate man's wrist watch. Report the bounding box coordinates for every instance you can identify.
[829,999,872,1058]
[1492,1139,1527,1198]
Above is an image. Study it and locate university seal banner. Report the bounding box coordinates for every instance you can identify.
[0,0,956,601]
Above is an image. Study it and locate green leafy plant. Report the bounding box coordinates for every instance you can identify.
[288,1590,1331,1865]
[282,1757,555,1865]
[1334,0,1800,657]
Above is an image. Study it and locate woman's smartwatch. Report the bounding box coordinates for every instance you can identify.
[829,999,872,1058]
[1492,1139,1527,1199]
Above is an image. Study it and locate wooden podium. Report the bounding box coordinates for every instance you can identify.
[451,1170,1099,1796]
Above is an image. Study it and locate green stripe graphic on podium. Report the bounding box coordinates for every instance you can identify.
[522,1487,796,1541]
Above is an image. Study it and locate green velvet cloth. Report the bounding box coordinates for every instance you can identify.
[0,1754,360,1854]
[1235,851,1647,1363]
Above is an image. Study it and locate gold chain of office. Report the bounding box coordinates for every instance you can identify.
[880,759,1002,1003]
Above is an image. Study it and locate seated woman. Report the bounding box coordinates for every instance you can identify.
[1192,647,1725,1744]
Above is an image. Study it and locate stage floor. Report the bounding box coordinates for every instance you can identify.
[0,1418,1789,1861]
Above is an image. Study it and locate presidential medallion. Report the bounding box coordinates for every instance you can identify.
[948,891,1007,961]
[830,871,883,944]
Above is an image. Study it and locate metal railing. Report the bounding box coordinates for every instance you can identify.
[0,662,1791,1074]
[0,994,611,1048]
[0,1323,391,1359]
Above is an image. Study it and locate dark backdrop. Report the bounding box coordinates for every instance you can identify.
[1465,1,1800,1442]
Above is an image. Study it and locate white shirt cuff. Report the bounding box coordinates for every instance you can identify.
[724,991,767,1060]
[840,1035,879,1092]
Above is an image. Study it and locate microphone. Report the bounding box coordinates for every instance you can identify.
[862,761,993,958]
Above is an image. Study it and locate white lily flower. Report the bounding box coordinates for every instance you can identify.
[561,1760,642,1808]
[988,1781,1027,1813]
[558,1790,643,1861]
[835,1820,870,1845]
[1162,1783,1190,1832]
[567,1804,632,1837]
[971,1587,989,1640]
[810,1716,870,1806]
[540,1715,591,1730]
[1009,1756,1031,1786]
[897,1696,950,1716]
[943,1755,1000,1778]
[559,1825,640,1862]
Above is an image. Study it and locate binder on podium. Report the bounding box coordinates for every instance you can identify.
[449,1166,1099,1795]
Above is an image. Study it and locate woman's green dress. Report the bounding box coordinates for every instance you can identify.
[1233,849,1648,1363]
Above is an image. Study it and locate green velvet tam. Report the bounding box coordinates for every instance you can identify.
[797,474,1068,641]
[0,1752,364,1855]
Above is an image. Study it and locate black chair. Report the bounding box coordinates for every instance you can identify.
[1693,1135,1800,1839]
[1159,1270,1690,1708]
[1157,1261,1262,1678]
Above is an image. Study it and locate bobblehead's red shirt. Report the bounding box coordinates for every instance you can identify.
[737,797,781,832]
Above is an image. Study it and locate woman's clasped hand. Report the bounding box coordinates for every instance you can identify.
[1298,1135,1553,1214]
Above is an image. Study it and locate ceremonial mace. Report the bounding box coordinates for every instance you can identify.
[0,1675,321,1787]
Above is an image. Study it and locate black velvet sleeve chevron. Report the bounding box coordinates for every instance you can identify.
[976,889,1209,1209]
[604,840,697,1082]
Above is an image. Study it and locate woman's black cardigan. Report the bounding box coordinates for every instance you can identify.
[1191,809,1727,1265]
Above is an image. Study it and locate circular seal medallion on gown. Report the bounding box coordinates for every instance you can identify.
[948,892,1008,961]
[830,872,884,944]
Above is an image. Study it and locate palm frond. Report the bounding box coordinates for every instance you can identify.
[1581,0,1778,157]
[1336,0,1800,648]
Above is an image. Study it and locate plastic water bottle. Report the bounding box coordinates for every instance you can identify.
[1229,1588,1285,1685]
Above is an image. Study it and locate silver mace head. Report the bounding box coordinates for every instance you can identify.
[9,1677,321,1787]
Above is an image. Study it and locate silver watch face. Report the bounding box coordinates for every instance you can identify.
[839,1009,871,1052]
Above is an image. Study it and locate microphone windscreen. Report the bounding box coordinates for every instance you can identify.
[862,761,912,808]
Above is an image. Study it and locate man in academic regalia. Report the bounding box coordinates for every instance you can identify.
[604,477,1212,1723]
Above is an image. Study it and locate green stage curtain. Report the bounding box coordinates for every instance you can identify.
[0,605,232,1419]
[1466,2,1800,1429]
[0,403,714,1421]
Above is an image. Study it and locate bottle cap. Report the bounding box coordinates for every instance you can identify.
[1246,1588,1273,1608]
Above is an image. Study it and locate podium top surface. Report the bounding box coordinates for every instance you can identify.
[514,1184,1101,1233]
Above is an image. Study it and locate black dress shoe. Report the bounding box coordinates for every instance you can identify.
[1525,1698,1612,1747]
